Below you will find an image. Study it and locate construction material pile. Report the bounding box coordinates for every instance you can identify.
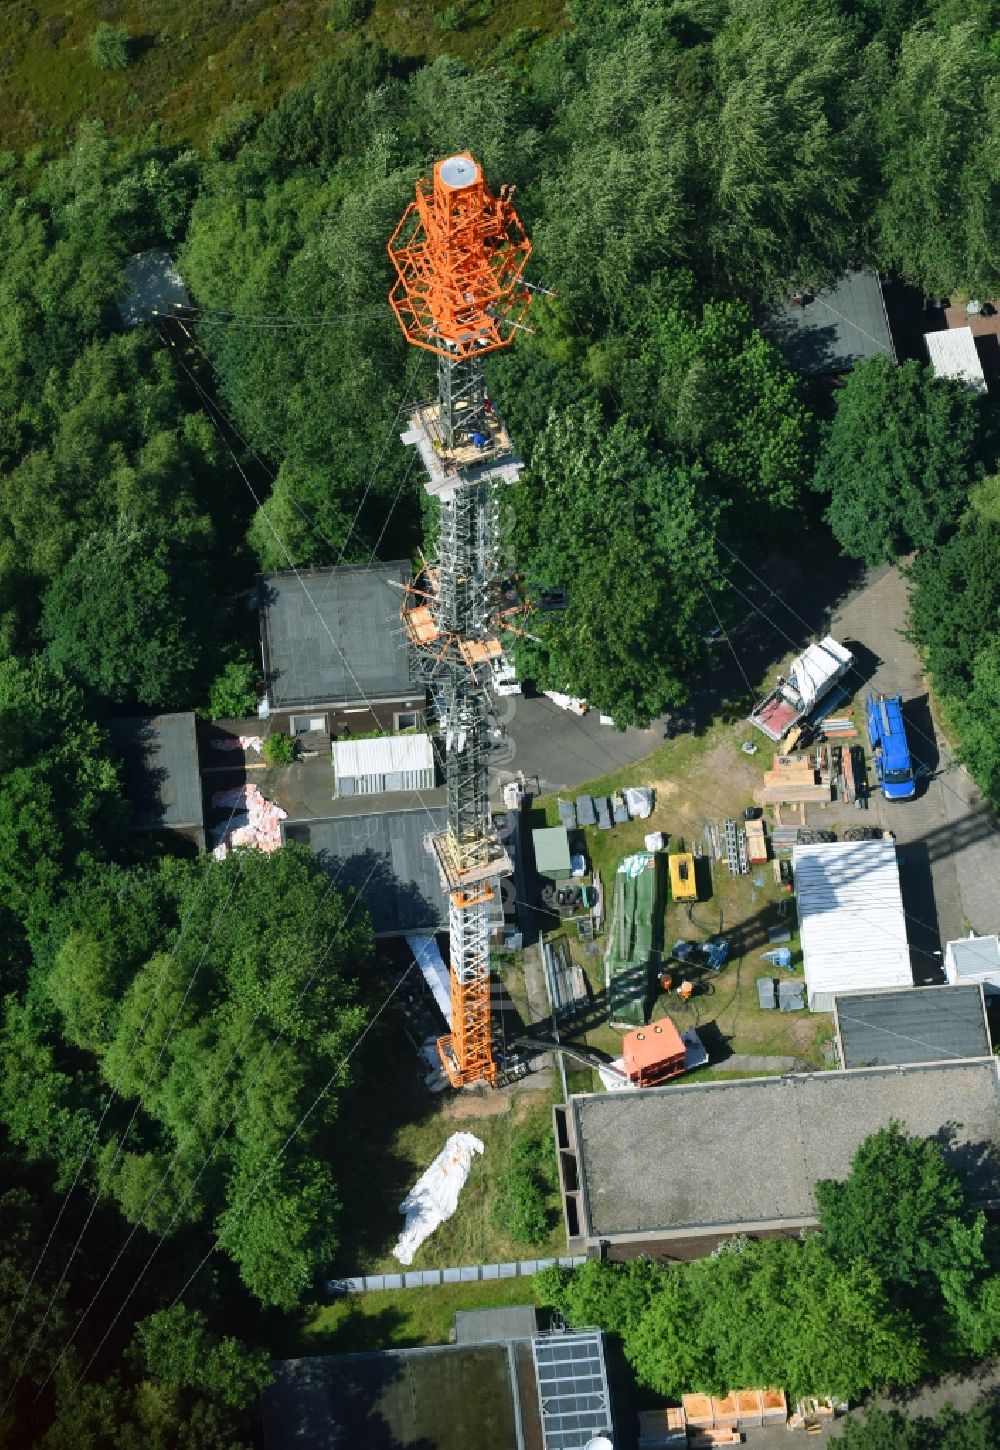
[210,783,287,857]
[756,752,831,805]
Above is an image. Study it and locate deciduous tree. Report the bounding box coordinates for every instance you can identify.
[813,358,981,564]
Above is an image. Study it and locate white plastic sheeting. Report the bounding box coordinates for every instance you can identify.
[407,933,452,1027]
[624,787,654,819]
[392,1133,484,1265]
[211,735,264,754]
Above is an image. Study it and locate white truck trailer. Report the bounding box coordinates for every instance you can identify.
[749,636,853,742]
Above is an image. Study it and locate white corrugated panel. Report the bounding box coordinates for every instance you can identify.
[407,932,451,1026]
[333,733,433,778]
[925,327,987,393]
[793,840,912,1010]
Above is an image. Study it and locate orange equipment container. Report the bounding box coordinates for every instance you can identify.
[622,1018,686,1087]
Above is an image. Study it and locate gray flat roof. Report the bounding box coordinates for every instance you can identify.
[262,1344,540,1450]
[105,713,204,840]
[835,985,991,1068]
[761,270,895,375]
[259,562,417,709]
[455,1305,538,1344]
[571,1060,1000,1241]
[283,806,448,936]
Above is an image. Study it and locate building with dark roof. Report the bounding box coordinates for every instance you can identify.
[761,269,896,375]
[554,1059,1000,1259]
[261,1324,612,1450]
[263,1344,539,1450]
[283,804,448,937]
[105,712,205,849]
[258,563,425,741]
[834,984,991,1069]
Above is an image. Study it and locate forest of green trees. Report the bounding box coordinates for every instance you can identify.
[2,0,1000,1442]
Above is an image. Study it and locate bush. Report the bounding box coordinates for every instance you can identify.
[203,655,258,721]
[262,732,296,766]
[88,22,131,70]
[492,1126,554,1246]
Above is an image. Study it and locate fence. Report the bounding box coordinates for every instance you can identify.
[327,1255,586,1295]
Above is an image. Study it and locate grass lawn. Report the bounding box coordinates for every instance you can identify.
[282,1278,543,1356]
[330,1012,565,1276]
[0,0,567,152]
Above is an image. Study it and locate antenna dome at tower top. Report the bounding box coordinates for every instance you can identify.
[438,155,480,189]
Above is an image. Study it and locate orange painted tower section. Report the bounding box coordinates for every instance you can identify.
[388,152,531,360]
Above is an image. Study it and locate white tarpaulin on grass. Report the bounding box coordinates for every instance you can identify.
[392,1133,484,1265]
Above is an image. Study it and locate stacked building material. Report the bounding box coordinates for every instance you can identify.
[822,716,859,738]
[757,751,831,805]
[638,1407,686,1448]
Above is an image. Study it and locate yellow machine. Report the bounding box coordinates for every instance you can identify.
[668,851,698,902]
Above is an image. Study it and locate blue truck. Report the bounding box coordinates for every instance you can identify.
[866,693,916,800]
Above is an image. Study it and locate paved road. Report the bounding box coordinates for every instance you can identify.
[740,1359,1000,1448]
[829,564,1000,952]
[489,692,663,799]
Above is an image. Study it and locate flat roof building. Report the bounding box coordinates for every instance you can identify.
[258,563,424,739]
[283,805,448,936]
[793,839,912,1011]
[761,270,895,375]
[262,1323,612,1450]
[105,712,205,849]
[263,1344,539,1450]
[925,325,988,394]
[834,983,991,1068]
[946,934,1000,995]
[554,1059,1000,1257]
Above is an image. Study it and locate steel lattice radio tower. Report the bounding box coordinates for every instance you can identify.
[388,153,532,1088]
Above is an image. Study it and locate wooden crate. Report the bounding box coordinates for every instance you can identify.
[681,1393,715,1428]
[735,1390,763,1427]
[761,1388,787,1425]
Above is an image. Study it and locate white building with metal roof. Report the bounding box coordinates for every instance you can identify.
[792,839,912,1011]
[924,326,988,394]
[945,934,1000,996]
[332,732,435,797]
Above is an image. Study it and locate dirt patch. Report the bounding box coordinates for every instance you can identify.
[439,1088,512,1121]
